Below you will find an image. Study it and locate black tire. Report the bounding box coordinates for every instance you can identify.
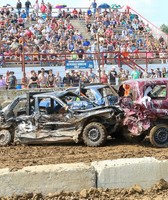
[0,130,11,146]
[149,125,168,147]
[82,122,107,147]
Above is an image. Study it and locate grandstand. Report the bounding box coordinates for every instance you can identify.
[0,4,168,77]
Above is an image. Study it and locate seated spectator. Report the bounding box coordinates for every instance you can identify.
[159,48,168,64]
[83,38,90,48]
[87,9,92,17]
[65,8,71,19]
[67,40,75,52]
[77,45,84,60]
[57,8,63,18]
[33,46,40,61]
[146,48,154,63]
[85,47,93,60]
[20,10,27,19]
[72,8,78,18]
[105,26,113,38]
[10,39,19,51]
[17,16,24,27]
[30,11,37,21]
[71,50,78,60]
[67,23,74,30]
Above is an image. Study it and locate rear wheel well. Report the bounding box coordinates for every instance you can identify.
[83,116,104,127]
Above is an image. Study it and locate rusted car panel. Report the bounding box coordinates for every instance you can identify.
[0,91,124,147]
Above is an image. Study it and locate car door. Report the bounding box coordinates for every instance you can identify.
[37,97,78,140]
[144,84,168,115]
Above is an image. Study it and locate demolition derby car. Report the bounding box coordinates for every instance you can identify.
[118,78,168,147]
[66,83,118,106]
[0,91,124,147]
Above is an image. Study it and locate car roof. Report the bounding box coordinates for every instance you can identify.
[67,83,118,95]
[33,90,79,98]
[122,78,168,85]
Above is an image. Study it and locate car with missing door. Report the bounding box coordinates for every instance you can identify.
[0,90,124,147]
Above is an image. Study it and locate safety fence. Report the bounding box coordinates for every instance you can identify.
[1,50,168,72]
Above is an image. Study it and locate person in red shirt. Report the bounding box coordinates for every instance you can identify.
[72,8,78,18]
[25,28,33,38]
[101,70,108,84]
[40,2,47,14]
[105,27,113,38]
[67,23,74,30]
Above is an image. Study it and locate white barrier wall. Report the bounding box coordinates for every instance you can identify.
[0,163,96,196]
[92,157,168,189]
[0,157,168,196]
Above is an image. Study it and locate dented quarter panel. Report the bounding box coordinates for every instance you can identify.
[120,78,168,136]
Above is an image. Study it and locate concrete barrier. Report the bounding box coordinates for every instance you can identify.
[0,163,95,196]
[0,157,168,196]
[92,157,168,189]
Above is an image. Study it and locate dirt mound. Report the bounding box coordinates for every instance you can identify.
[1,179,168,200]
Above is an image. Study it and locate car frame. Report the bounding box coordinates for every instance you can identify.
[66,83,119,106]
[0,90,124,147]
[118,78,168,147]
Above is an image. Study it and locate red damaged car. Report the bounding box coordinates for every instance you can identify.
[118,78,168,148]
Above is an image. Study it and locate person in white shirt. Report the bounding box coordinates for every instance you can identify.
[38,68,48,88]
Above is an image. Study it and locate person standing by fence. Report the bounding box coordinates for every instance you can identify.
[16,0,22,16]
[90,0,97,14]
[8,71,17,90]
[25,0,32,17]
[33,0,40,16]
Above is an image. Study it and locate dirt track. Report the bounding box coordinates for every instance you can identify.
[0,138,167,170]
[1,138,168,199]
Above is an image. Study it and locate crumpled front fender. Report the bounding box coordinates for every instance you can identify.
[123,116,151,136]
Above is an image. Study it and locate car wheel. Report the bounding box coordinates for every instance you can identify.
[82,122,107,147]
[150,125,168,147]
[0,130,11,146]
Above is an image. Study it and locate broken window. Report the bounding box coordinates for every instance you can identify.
[12,99,27,116]
[38,97,62,114]
[145,85,167,99]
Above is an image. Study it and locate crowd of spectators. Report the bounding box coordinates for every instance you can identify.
[0,0,168,65]
[84,5,168,64]
[1,65,168,90]
[0,0,168,90]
